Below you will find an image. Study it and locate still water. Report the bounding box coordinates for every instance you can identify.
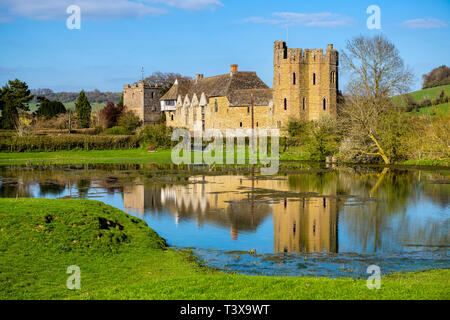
[1,163,448,277]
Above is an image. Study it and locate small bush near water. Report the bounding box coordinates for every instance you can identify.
[104,126,131,136]
[0,134,138,152]
[137,124,173,150]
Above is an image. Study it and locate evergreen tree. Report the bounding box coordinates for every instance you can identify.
[36,97,66,119]
[117,93,124,109]
[75,90,92,128]
[0,79,33,129]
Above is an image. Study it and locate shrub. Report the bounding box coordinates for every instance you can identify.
[105,126,131,136]
[304,116,340,161]
[35,97,66,119]
[432,89,446,106]
[98,102,123,129]
[118,111,141,133]
[402,94,419,112]
[138,124,173,150]
[0,134,138,152]
[285,119,308,138]
[33,113,80,131]
[419,98,432,108]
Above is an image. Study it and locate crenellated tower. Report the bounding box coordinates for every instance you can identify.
[272,41,338,125]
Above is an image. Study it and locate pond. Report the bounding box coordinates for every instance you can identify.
[0,163,448,278]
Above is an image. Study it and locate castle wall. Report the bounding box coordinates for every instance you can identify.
[164,40,339,132]
[166,96,275,132]
[123,81,162,125]
[273,41,338,124]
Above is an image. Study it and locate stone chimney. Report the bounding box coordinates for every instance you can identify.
[327,44,334,50]
[195,74,204,82]
[231,64,238,73]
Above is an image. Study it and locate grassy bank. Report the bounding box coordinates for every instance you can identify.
[0,198,448,300]
[0,149,448,167]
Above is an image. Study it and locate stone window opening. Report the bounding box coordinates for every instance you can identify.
[293,72,296,85]
[171,114,174,121]
[313,73,316,85]
[239,122,243,128]
[323,98,327,111]
[214,99,218,113]
[284,98,287,111]
[331,71,335,84]
[302,97,306,110]
[247,107,250,114]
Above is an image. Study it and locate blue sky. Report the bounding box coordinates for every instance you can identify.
[0,0,449,92]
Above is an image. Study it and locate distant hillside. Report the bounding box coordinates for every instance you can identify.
[30,89,121,103]
[26,101,107,113]
[393,84,450,116]
[26,89,122,113]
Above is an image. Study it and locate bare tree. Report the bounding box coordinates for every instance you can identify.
[340,35,415,164]
[342,34,414,98]
[144,72,191,95]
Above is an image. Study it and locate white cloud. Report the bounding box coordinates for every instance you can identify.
[401,18,447,29]
[244,11,353,28]
[0,0,223,22]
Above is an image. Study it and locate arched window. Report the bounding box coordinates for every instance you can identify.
[313,73,316,85]
[302,97,306,110]
[323,98,327,110]
[293,73,296,85]
[284,98,287,110]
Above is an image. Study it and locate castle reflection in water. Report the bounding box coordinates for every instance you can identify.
[123,175,338,254]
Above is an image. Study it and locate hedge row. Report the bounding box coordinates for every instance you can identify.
[1,134,139,152]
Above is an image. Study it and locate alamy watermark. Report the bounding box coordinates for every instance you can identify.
[66,5,81,30]
[366,265,381,290]
[66,265,81,290]
[367,5,381,30]
[171,128,280,175]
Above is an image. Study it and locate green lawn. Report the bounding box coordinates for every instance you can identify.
[0,198,448,300]
[0,149,174,165]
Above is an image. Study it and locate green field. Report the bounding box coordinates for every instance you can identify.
[0,148,448,167]
[393,84,450,116]
[1,198,448,300]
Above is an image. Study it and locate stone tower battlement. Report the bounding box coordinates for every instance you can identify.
[123,80,162,124]
[273,41,338,122]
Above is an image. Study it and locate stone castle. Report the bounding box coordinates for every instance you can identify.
[123,40,338,130]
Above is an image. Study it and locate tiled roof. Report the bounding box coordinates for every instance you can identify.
[160,71,271,106]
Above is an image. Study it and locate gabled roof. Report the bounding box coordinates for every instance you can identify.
[160,71,271,106]
[228,88,274,107]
